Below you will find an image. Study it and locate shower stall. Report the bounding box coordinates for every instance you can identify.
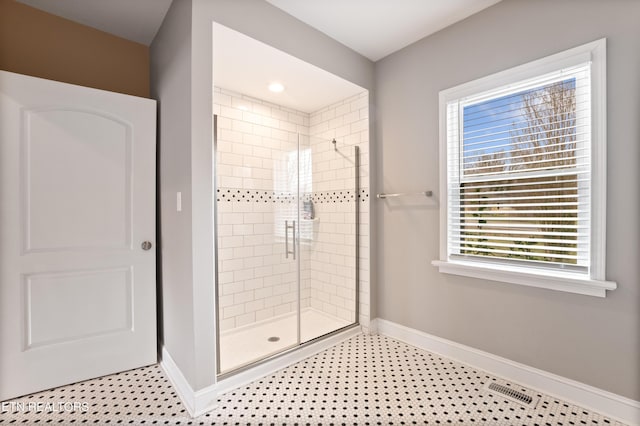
[213,89,361,375]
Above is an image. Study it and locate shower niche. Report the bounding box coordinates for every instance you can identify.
[213,23,369,376]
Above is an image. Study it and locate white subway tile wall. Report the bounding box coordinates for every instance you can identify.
[214,87,370,335]
[309,92,370,330]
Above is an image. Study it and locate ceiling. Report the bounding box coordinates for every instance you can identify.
[213,23,364,113]
[268,0,502,61]
[17,0,501,60]
[16,0,172,45]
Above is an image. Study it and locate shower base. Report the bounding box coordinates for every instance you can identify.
[219,308,351,373]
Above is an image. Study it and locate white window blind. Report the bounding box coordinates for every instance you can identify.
[446,65,591,272]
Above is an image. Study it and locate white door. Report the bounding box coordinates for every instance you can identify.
[0,71,157,401]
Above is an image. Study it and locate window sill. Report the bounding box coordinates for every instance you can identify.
[431,260,616,297]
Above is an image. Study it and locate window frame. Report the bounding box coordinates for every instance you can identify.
[432,38,616,297]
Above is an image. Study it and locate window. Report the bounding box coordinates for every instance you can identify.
[433,39,616,297]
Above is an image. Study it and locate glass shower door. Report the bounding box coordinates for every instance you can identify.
[215,118,359,375]
[215,117,301,374]
[298,135,358,343]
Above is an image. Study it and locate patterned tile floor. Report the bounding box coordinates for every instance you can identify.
[0,334,626,425]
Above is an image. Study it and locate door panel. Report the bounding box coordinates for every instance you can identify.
[25,267,132,348]
[0,70,157,401]
[24,108,131,251]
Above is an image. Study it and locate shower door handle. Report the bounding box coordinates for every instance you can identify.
[285,220,296,260]
[292,221,296,260]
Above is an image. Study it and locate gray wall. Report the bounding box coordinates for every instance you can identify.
[192,0,378,320]
[150,0,198,387]
[374,0,640,400]
[151,0,375,391]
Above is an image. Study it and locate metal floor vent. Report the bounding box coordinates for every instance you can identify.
[485,382,539,408]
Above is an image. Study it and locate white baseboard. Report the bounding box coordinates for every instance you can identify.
[368,317,379,334]
[160,347,218,418]
[372,318,640,425]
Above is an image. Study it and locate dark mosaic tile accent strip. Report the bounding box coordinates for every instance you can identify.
[216,188,370,203]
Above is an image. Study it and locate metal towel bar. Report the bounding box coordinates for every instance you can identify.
[376,191,433,199]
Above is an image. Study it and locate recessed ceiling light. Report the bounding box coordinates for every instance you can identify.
[268,82,284,93]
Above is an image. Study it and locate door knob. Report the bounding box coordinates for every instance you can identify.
[141,241,153,250]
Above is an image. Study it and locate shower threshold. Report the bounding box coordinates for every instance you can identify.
[219,308,351,374]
